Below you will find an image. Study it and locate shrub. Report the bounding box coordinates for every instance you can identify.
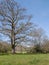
[0,41,11,53]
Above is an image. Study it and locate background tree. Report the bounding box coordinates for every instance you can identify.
[29,28,47,53]
[0,0,34,54]
[41,37,49,53]
[29,28,45,45]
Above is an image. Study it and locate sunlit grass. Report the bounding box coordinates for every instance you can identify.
[0,54,49,65]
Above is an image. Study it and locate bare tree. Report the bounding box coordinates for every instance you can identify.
[0,0,33,53]
[28,28,48,53]
[30,28,45,45]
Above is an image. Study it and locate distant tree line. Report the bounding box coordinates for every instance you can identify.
[0,37,49,54]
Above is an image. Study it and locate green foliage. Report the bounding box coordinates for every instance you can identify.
[33,44,42,53]
[27,44,42,53]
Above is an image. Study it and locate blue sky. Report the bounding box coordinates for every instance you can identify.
[16,0,49,37]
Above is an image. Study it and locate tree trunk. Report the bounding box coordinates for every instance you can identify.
[12,44,16,54]
[12,47,15,54]
[11,23,16,54]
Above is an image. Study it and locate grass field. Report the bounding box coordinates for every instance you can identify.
[0,54,49,65]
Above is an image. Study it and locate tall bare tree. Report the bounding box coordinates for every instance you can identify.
[0,0,33,53]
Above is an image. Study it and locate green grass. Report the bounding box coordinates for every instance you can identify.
[0,54,49,65]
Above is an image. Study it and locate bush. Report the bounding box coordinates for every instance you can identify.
[27,44,42,54]
[0,41,11,53]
